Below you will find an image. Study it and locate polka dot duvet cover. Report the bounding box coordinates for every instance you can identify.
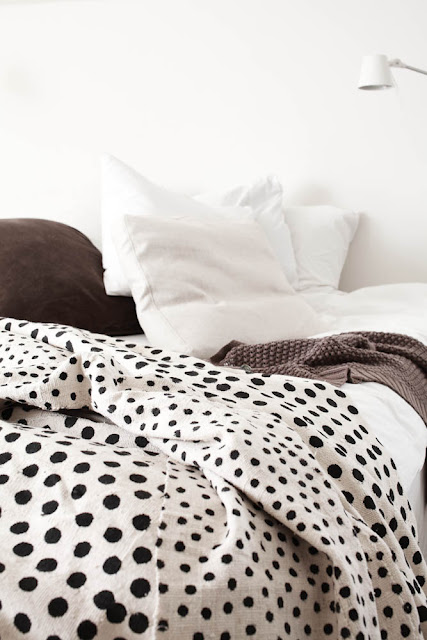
[0,317,426,639]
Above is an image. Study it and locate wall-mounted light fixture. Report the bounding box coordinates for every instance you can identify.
[358,54,427,90]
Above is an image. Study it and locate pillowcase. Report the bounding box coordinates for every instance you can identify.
[113,213,324,359]
[285,205,360,290]
[197,175,298,286]
[101,155,254,296]
[0,218,141,336]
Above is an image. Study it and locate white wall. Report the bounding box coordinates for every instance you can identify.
[0,0,426,290]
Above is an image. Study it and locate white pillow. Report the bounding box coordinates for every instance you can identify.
[285,205,360,291]
[114,214,324,359]
[101,155,254,296]
[197,175,298,286]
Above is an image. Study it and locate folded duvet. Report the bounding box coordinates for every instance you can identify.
[0,318,426,639]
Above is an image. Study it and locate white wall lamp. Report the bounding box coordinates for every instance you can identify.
[358,54,427,90]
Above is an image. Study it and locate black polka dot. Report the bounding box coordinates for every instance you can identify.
[19,577,38,592]
[77,620,97,639]
[133,546,152,564]
[76,512,94,527]
[103,495,120,510]
[103,556,121,574]
[104,527,123,543]
[48,597,68,617]
[45,528,61,544]
[129,612,149,633]
[14,613,31,633]
[130,578,151,598]
[328,464,342,479]
[93,591,115,610]
[106,602,127,623]
[67,572,87,588]
[133,514,151,530]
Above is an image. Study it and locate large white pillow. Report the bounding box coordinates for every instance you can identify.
[113,213,324,359]
[285,205,360,291]
[197,175,298,286]
[101,155,254,296]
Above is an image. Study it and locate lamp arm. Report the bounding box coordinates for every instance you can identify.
[389,58,427,77]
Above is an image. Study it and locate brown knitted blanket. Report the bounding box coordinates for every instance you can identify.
[212,332,427,425]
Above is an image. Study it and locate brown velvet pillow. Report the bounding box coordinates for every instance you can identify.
[0,218,142,336]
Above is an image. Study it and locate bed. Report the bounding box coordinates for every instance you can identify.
[1,159,426,639]
[124,279,427,561]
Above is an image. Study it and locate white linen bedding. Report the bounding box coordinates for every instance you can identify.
[124,280,427,498]
[113,213,322,358]
[304,283,427,344]
[124,281,427,551]
[302,282,427,487]
[344,383,426,553]
[303,282,427,552]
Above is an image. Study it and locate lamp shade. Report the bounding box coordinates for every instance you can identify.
[358,54,394,90]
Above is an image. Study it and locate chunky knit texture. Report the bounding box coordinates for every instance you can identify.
[212,332,427,424]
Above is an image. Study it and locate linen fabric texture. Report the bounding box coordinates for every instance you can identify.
[197,174,298,286]
[113,214,323,358]
[0,317,426,639]
[101,154,254,296]
[285,205,359,290]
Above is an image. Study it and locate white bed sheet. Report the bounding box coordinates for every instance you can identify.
[304,282,427,345]
[302,283,427,488]
[303,282,427,553]
[121,282,427,551]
